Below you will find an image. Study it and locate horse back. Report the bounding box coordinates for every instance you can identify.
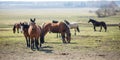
[50,23,60,33]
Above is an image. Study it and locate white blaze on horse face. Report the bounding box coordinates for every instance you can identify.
[20,26,23,33]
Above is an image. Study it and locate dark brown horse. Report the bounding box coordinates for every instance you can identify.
[40,22,71,43]
[28,18,42,50]
[88,19,107,32]
[13,23,21,33]
[20,22,30,47]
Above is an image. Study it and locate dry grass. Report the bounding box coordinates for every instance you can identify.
[0,8,120,60]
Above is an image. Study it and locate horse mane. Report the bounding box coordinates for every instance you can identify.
[63,22,70,32]
[64,20,70,25]
[90,19,98,23]
[41,23,46,28]
[63,22,71,39]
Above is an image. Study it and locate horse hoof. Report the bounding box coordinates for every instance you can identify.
[37,48,39,51]
[31,49,35,51]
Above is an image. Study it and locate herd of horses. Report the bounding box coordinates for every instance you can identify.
[13,18,120,50]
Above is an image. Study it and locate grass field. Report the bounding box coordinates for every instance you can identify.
[0,8,120,60]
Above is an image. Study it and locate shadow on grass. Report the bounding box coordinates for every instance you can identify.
[39,46,53,53]
[45,42,78,44]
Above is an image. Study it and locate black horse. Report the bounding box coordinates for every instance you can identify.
[88,19,107,32]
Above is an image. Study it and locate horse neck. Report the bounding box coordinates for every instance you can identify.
[42,23,51,36]
[23,25,29,33]
[90,20,96,23]
[64,22,71,35]
[65,25,71,40]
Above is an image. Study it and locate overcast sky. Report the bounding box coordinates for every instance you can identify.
[0,0,117,2]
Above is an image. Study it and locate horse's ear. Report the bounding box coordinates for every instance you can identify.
[34,18,36,21]
[30,18,33,22]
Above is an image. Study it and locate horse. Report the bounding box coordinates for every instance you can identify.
[28,18,42,50]
[64,20,80,35]
[40,22,71,43]
[88,19,107,32]
[13,23,21,33]
[52,20,61,38]
[20,22,30,47]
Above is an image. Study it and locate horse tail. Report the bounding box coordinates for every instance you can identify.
[40,29,45,44]
[76,26,80,32]
[102,22,107,32]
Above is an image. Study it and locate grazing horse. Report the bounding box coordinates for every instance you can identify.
[64,20,80,35]
[28,18,42,50]
[40,22,71,43]
[20,22,30,47]
[13,23,21,33]
[88,19,107,32]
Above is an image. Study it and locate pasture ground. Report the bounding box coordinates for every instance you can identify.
[0,8,120,60]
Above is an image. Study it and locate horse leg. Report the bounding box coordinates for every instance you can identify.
[35,38,39,50]
[31,38,34,50]
[100,26,102,32]
[57,33,58,38]
[94,26,96,31]
[61,32,66,43]
[119,26,120,30]
[74,29,76,36]
[28,37,30,47]
[17,28,19,33]
[25,37,29,47]
[103,25,107,32]
[57,33,61,38]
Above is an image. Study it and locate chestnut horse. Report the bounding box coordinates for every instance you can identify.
[13,23,21,33]
[28,18,42,50]
[20,22,30,47]
[40,22,71,43]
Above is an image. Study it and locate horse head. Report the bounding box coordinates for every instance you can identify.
[88,18,92,23]
[20,22,29,33]
[66,32,71,43]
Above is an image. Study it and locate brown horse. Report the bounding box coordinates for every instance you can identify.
[28,18,42,50]
[13,23,21,33]
[40,22,71,43]
[20,22,30,47]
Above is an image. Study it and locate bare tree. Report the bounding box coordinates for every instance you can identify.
[96,1,119,18]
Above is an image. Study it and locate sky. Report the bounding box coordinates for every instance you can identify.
[0,0,118,1]
[0,0,119,9]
